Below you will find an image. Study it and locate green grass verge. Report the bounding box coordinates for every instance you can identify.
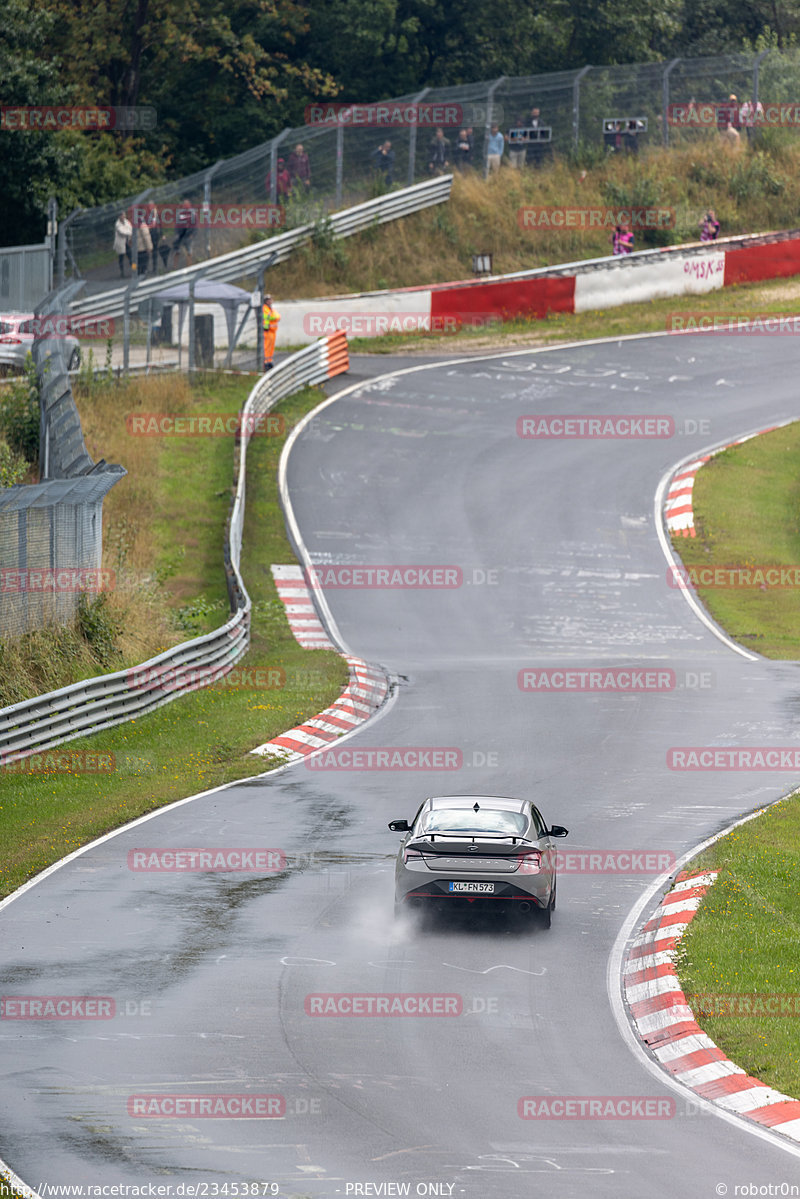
[672,422,800,658]
[0,380,349,901]
[669,413,800,1096]
[675,793,800,1098]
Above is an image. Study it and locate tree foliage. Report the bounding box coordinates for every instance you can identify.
[6,0,800,243]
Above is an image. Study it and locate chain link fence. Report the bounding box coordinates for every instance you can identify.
[0,285,126,638]
[55,50,800,298]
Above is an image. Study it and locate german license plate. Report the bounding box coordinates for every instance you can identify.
[448,881,496,893]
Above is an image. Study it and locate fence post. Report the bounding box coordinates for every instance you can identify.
[269,128,293,207]
[753,49,770,108]
[188,275,196,374]
[46,198,57,290]
[484,76,506,179]
[202,159,225,259]
[336,124,345,207]
[663,58,681,147]
[408,87,430,186]
[572,66,592,149]
[56,208,82,287]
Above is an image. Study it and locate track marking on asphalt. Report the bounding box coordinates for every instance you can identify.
[280,956,336,966]
[441,963,546,976]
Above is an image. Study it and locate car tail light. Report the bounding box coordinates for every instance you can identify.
[403,848,424,864]
[517,852,542,874]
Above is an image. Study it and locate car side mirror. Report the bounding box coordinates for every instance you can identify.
[388,819,410,832]
[548,825,569,838]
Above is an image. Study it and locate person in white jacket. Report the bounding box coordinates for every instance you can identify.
[114,213,132,277]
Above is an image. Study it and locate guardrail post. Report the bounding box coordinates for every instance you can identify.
[122,278,138,376]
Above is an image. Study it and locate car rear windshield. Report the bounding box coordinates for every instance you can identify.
[419,809,529,836]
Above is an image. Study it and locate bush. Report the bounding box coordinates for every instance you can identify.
[0,356,39,463]
[76,592,121,667]
[0,439,29,486]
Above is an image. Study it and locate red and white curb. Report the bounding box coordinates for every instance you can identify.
[250,565,389,762]
[625,869,800,1139]
[664,457,711,538]
[664,428,779,538]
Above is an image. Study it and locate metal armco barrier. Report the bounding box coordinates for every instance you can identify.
[70,178,452,321]
[0,335,349,764]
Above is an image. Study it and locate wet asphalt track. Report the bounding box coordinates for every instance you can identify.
[3,336,800,1197]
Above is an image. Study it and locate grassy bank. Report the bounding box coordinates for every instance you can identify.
[669,418,800,1095]
[676,794,800,1098]
[671,422,800,658]
[0,375,348,900]
[265,138,800,300]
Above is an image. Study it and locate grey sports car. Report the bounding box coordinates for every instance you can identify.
[389,794,568,926]
[0,313,81,374]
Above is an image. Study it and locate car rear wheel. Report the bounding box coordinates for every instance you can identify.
[538,881,556,929]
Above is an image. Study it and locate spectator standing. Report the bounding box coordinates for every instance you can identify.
[486,123,504,174]
[288,143,311,192]
[265,158,292,200]
[722,121,741,149]
[508,111,527,168]
[612,224,634,255]
[454,129,473,170]
[114,212,132,277]
[370,140,395,186]
[262,295,280,371]
[171,198,197,268]
[700,209,720,241]
[135,213,152,277]
[143,202,163,274]
[428,127,450,174]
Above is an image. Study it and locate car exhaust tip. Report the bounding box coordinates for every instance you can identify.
[518,901,532,913]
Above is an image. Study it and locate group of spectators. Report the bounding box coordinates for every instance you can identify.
[610,208,720,258]
[113,198,198,278]
[265,143,312,198]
